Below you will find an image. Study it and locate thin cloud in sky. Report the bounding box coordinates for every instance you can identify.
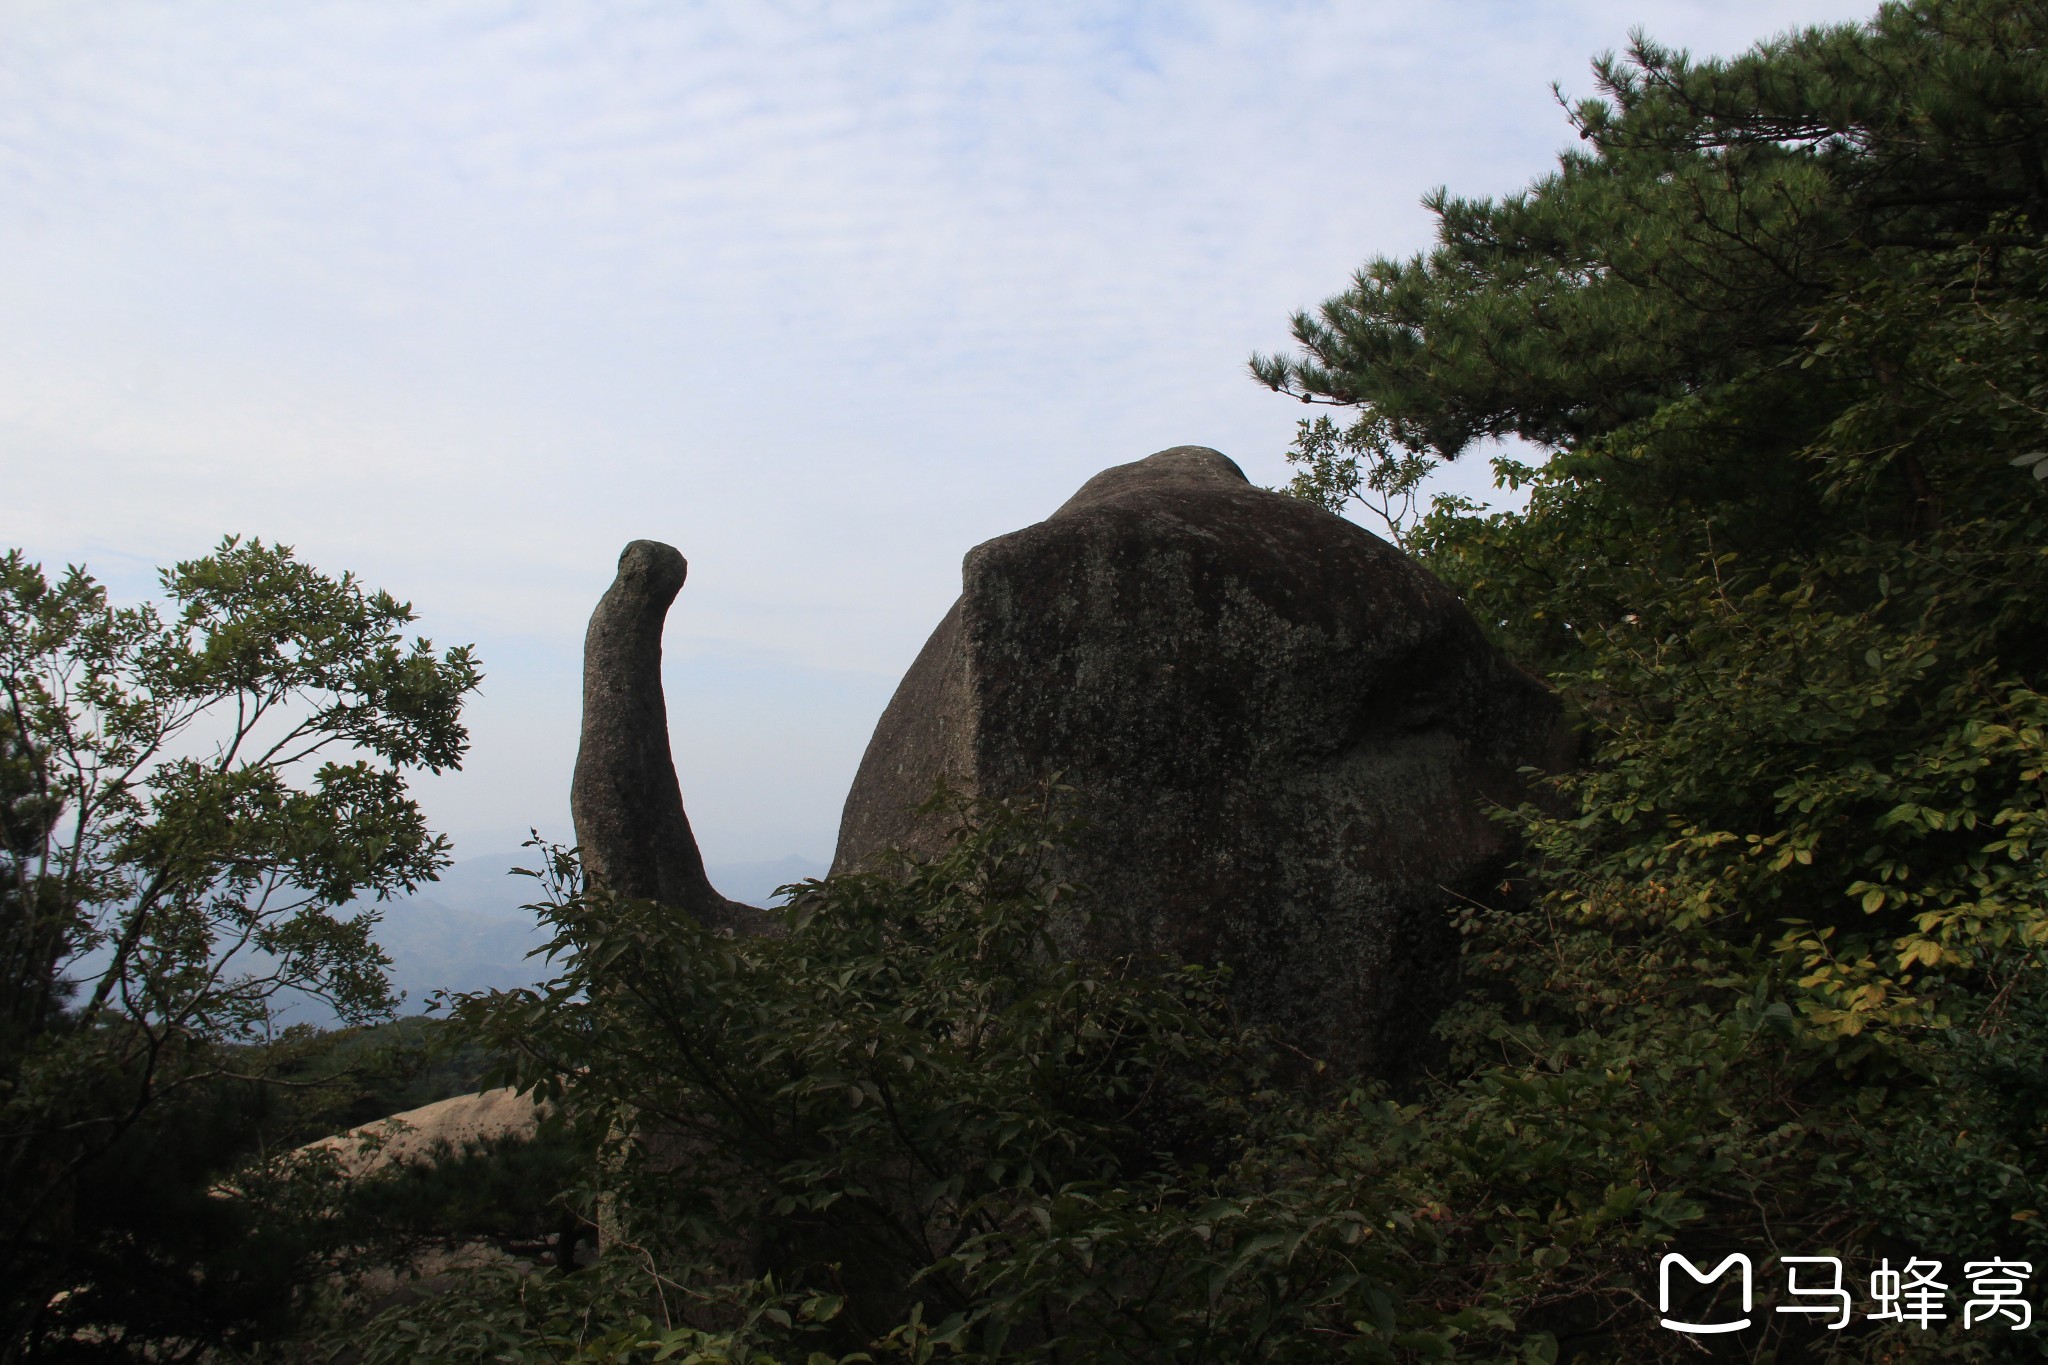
[1,0,1881,862]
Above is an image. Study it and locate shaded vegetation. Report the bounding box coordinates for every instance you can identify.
[0,538,482,1359]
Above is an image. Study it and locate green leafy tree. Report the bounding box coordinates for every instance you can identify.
[0,536,479,1355]
[1256,0,2048,1036]
[1249,0,2048,1355]
[1275,413,1466,550]
[445,792,1270,1356]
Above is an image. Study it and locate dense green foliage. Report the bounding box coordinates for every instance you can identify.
[444,794,1335,1361]
[1260,0,2048,1037]
[1253,0,2048,1355]
[0,539,481,1356]
[419,794,1696,1363]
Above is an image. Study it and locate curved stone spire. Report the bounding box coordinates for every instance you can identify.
[570,540,765,936]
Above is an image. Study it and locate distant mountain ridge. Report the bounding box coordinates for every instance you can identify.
[394,850,827,920]
[281,852,828,1023]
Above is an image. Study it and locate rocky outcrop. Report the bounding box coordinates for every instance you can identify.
[834,447,1567,1076]
[301,1087,549,1180]
[570,540,766,935]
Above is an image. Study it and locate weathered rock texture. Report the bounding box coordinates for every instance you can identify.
[571,540,765,936]
[834,446,1567,1076]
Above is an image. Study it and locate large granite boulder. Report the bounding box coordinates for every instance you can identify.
[834,447,1567,1076]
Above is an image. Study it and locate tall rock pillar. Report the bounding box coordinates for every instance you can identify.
[570,539,764,936]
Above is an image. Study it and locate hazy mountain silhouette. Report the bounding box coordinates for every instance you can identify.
[270,851,828,1024]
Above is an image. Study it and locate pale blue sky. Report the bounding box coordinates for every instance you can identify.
[2,0,1878,868]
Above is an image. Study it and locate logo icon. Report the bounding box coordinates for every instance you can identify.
[1660,1253,1753,1335]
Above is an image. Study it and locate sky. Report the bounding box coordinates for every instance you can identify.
[1,0,1882,874]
